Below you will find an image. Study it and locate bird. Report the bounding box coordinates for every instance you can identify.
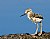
[20,8,43,36]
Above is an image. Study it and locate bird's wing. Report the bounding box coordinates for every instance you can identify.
[32,13,43,19]
[35,14,43,19]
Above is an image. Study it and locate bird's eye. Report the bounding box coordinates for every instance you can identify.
[30,10,31,11]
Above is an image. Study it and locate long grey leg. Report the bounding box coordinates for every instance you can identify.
[34,23,38,34]
[31,23,39,35]
[40,22,42,33]
[38,22,42,36]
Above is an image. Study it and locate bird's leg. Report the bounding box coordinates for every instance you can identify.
[34,23,38,34]
[31,23,38,35]
[38,22,42,36]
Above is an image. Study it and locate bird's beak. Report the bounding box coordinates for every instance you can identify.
[20,13,26,17]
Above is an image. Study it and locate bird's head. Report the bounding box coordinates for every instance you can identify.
[20,8,32,17]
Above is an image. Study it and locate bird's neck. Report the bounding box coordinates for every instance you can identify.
[27,12,33,19]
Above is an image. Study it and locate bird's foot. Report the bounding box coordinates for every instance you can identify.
[31,34,35,35]
[38,32,42,36]
[31,33,38,36]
